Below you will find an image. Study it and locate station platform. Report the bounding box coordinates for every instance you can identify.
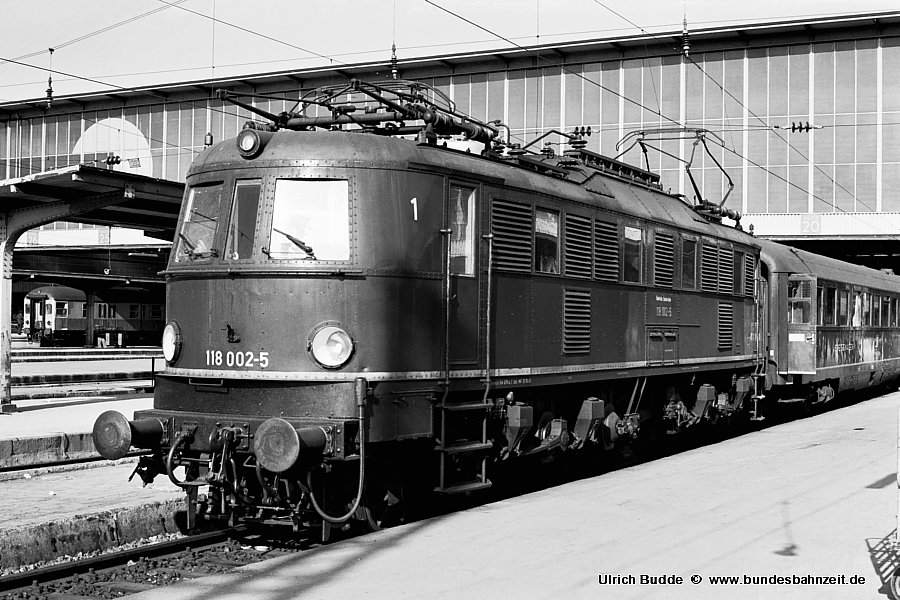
[0,395,182,572]
[111,391,900,600]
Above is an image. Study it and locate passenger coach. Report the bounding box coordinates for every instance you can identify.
[759,239,900,403]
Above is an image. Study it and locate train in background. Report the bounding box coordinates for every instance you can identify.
[758,238,900,405]
[24,284,165,347]
[89,79,900,538]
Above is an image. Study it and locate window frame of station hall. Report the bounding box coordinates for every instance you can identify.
[2,14,900,219]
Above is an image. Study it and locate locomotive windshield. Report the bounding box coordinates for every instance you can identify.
[268,179,350,261]
[225,180,262,260]
[175,183,224,262]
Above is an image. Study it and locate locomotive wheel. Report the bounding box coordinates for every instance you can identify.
[891,566,900,600]
[534,411,554,440]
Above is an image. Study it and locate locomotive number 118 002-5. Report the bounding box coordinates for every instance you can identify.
[205,350,270,368]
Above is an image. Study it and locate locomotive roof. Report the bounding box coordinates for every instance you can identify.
[758,237,900,290]
[193,128,757,249]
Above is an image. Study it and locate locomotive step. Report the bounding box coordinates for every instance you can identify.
[438,401,492,412]
[435,440,493,454]
[434,479,493,495]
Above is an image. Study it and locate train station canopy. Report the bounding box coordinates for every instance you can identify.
[0,165,184,410]
[0,164,183,241]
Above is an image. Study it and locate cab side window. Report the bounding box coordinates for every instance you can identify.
[623,226,642,283]
[682,237,697,289]
[449,185,476,276]
[534,208,559,274]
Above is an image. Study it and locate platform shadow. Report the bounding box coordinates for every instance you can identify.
[866,529,899,598]
[184,512,450,600]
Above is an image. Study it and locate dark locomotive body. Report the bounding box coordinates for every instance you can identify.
[90,80,898,534]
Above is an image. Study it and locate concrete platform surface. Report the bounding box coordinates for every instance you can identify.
[0,396,152,438]
[0,461,183,570]
[127,393,900,600]
[0,396,153,467]
[0,395,186,571]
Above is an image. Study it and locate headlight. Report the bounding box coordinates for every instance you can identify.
[236,129,265,158]
[309,324,354,369]
[162,321,183,363]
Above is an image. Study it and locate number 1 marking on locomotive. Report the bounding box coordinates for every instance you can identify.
[410,197,418,221]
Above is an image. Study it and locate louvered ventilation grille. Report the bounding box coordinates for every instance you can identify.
[718,246,734,294]
[744,255,755,296]
[701,243,718,292]
[492,200,533,272]
[718,303,734,349]
[654,232,675,287]
[594,220,619,282]
[564,214,592,279]
[564,289,591,353]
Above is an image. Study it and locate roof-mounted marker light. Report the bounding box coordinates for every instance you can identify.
[236,128,271,159]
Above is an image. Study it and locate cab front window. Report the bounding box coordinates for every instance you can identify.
[175,182,224,263]
[268,179,350,261]
[226,180,262,260]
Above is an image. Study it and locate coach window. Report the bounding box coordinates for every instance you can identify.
[882,295,891,327]
[823,287,836,325]
[225,180,261,260]
[817,286,823,325]
[862,292,872,327]
[449,185,476,276]
[788,279,811,324]
[57,302,68,318]
[874,294,883,326]
[623,226,642,283]
[175,182,224,263]
[682,237,697,289]
[534,208,559,274]
[268,179,350,261]
[892,297,898,327]
[838,290,849,326]
[852,291,862,326]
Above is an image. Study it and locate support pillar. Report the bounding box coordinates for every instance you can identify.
[85,290,97,348]
[0,227,21,413]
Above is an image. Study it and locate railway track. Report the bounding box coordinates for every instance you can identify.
[0,526,311,599]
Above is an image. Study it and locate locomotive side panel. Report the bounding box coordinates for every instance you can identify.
[493,275,533,368]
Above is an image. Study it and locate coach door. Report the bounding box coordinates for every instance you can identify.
[27,296,47,337]
[447,183,480,369]
[445,183,481,366]
[786,274,816,374]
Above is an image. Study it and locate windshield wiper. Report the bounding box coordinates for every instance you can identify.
[178,232,218,259]
[273,228,316,260]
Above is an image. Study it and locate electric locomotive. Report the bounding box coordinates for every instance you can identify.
[93,80,766,534]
